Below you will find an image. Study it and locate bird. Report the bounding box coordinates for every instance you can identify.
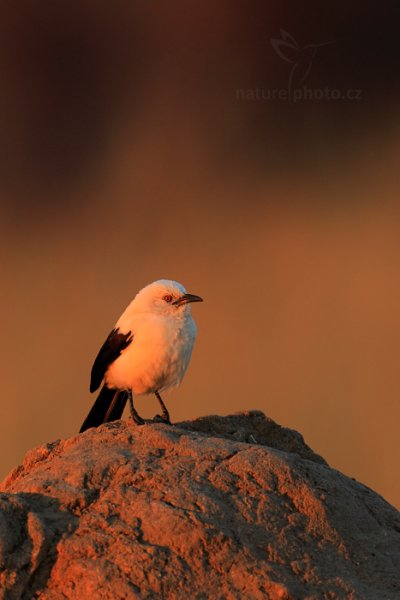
[79,279,203,433]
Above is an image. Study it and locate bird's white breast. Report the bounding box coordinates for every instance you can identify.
[105,312,197,395]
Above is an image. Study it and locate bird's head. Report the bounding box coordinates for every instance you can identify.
[133,279,203,316]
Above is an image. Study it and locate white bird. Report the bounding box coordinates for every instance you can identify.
[80,280,203,432]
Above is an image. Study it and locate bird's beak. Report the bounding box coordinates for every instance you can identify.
[173,293,203,306]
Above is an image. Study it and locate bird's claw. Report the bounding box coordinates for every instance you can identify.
[130,415,145,426]
[153,414,171,425]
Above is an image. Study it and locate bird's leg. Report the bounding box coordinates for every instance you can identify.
[128,390,145,425]
[154,391,171,424]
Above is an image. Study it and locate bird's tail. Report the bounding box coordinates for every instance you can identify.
[79,385,128,433]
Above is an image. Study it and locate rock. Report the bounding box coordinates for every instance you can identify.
[177,411,328,465]
[0,411,399,599]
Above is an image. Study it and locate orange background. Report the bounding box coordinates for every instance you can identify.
[0,2,399,508]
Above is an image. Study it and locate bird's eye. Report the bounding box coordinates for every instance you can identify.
[163,294,173,303]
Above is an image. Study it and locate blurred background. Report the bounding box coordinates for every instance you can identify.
[1,1,399,508]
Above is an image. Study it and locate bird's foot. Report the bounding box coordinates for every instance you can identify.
[130,413,145,426]
[128,390,145,425]
[153,392,171,424]
[153,413,172,425]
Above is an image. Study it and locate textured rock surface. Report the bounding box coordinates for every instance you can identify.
[0,411,399,599]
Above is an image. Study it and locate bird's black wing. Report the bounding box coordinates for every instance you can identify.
[90,328,133,392]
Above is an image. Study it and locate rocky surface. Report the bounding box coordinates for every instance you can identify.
[0,411,399,599]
